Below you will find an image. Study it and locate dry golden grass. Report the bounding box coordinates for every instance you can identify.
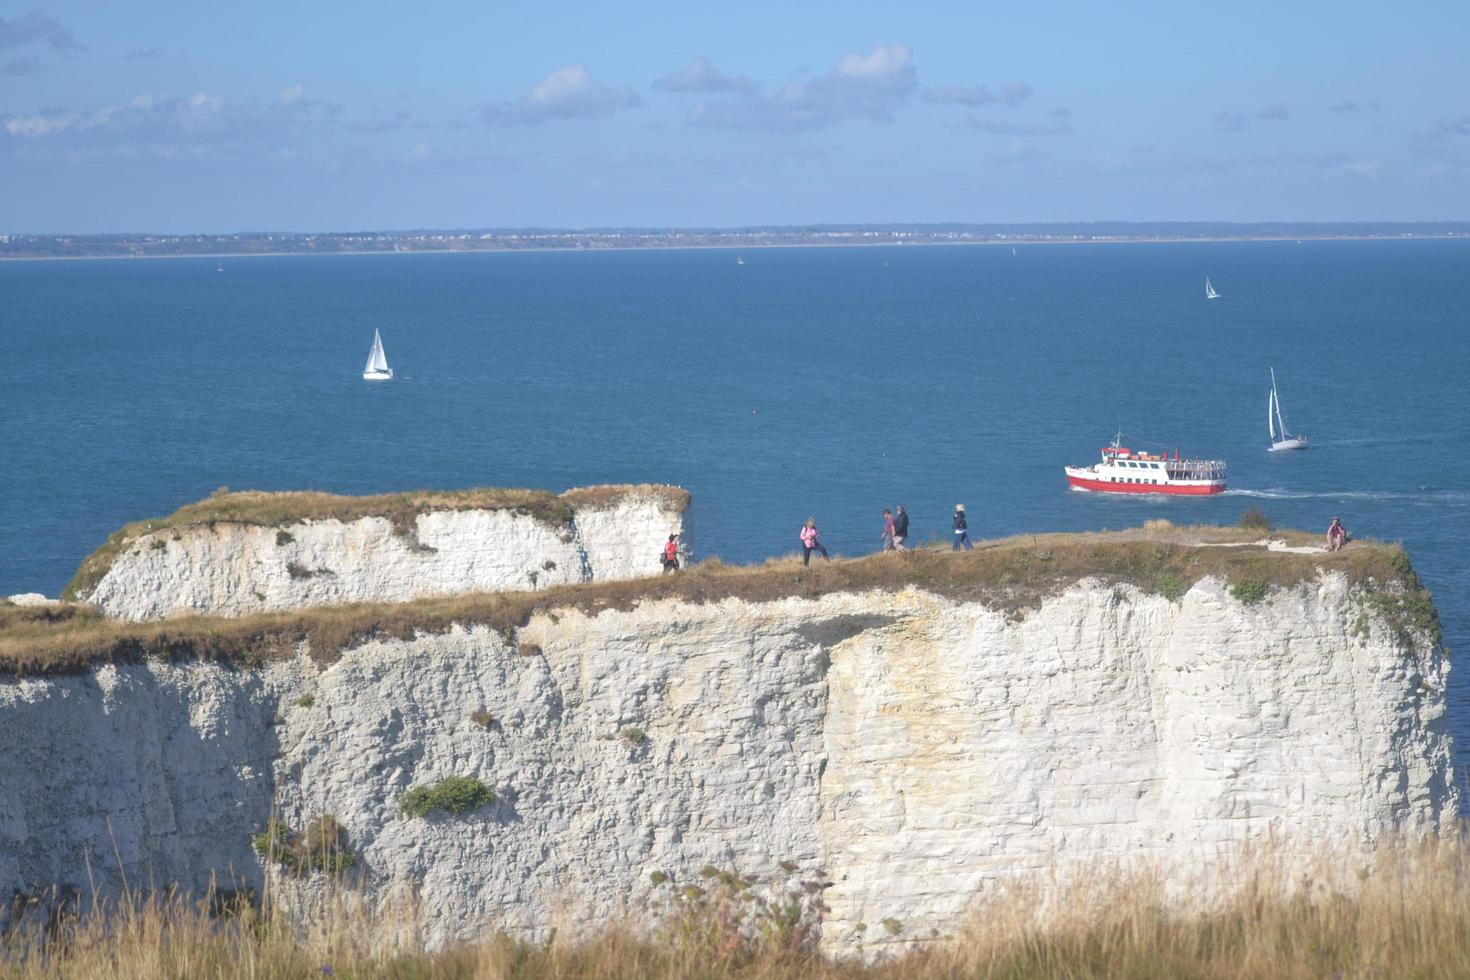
[62,484,687,603]
[7,833,1470,978]
[3,527,1428,676]
[561,483,692,512]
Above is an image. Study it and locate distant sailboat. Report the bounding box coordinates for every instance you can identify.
[1267,368,1307,451]
[363,329,393,381]
[216,261,224,273]
[1205,277,1221,300]
[1011,248,1018,256]
[737,255,745,265]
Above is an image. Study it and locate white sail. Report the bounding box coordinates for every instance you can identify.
[364,329,390,377]
[1205,277,1220,299]
[1268,389,1277,440]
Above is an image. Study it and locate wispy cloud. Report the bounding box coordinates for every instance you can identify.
[1418,116,1470,140]
[1215,111,1247,133]
[688,43,917,133]
[1256,101,1290,121]
[965,115,1070,136]
[0,87,353,163]
[1327,98,1377,114]
[1328,159,1382,179]
[654,56,756,94]
[125,46,165,61]
[2,55,36,76]
[0,11,81,52]
[349,109,417,134]
[477,65,639,125]
[922,81,1032,108]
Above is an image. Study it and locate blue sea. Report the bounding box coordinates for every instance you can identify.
[3,241,1468,745]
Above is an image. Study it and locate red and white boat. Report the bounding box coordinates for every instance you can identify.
[1065,435,1226,495]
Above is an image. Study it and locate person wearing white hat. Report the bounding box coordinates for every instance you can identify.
[952,503,973,551]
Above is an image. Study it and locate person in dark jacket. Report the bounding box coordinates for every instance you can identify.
[952,503,973,550]
[893,505,909,551]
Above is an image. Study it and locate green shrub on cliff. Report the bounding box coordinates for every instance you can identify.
[251,815,357,876]
[399,776,495,818]
[1230,579,1269,605]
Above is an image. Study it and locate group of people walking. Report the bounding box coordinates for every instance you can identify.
[665,508,1354,573]
[796,503,975,566]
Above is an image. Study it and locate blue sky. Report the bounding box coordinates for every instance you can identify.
[3,1,1468,232]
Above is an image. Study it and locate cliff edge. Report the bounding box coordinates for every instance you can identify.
[0,524,1454,955]
[64,484,691,621]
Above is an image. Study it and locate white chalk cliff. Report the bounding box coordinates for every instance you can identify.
[0,572,1454,954]
[77,486,690,621]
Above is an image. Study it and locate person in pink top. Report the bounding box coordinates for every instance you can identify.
[800,517,830,566]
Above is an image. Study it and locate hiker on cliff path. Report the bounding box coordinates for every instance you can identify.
[662,533,680,573]
[800,518,830,566]
[881,509,896,551]
[953,504,973,550]
[893,505,909,551]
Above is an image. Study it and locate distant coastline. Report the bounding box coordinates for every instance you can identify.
[2,222,1468,262]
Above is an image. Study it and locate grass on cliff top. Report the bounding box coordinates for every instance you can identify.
[6,834,1470,979]
[62,484,686,602]
[5,525,1424,676]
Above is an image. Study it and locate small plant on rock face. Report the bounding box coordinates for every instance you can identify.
[470,709,494,730]
[882,917,903,936]
[294,694,314,709]
[149,539,167,551]
[275,530,295,546]
[1155,570,1188,602]
[1230,578,1269,605]
[621,726,648,747]
[399,775,495,818]
[286,561,314,580]
[251,815,357,876]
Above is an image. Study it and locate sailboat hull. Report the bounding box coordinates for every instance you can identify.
[1268,437,1308,452]
[362,369,394,381]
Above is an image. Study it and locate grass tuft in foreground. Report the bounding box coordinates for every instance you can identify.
[8,834,1470,978]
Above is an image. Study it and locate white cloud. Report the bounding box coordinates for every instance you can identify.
[478,65,639,125]
[1329,159,1382,178]
[922,82,1033,108]
[688,43,917,133]
[654,56,755,94]
[279,82,306,107]
[966,115,1070,136]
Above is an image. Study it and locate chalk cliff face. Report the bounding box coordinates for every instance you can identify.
[80,487,690,621]
[0,574,1453,954]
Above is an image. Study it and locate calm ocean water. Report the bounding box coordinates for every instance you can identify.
[3,241,1468,746]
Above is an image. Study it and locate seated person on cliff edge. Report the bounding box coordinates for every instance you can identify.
[1327,516,1350,552]
[662,533,680,573]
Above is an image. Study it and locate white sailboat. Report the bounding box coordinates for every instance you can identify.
[1267,368,1307,451]
[216,261,224,273]
[1205,277,1221,300]
[736,255,745,265]
[363,329,393,381]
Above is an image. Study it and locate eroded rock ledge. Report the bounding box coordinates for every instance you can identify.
[65,484,691,621]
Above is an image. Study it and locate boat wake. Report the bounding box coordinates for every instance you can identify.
[1226,488,1470,503]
